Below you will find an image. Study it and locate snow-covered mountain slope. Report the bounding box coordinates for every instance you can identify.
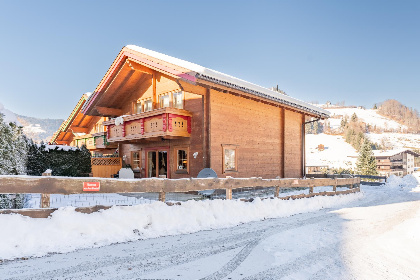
[326,107,406,131]
[16,115,63,143]
[0,102,19,124]
[0,103,63,143]
[306,133,358,169]
[367,132,420,150]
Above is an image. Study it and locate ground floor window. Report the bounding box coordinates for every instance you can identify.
[175,147,188,173]
[222,144,238,173]
[131,151,141,169]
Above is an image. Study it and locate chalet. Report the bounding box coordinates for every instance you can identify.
[53,45,329,179]
[374,149,419,176]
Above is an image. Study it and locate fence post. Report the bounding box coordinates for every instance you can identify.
[309,185,314,194]
[226,188,232,200]
[333,179,337,192]
[159,191,166,202]
[275,186,280,198]
[40,171,51,208]
[40,194,50,208]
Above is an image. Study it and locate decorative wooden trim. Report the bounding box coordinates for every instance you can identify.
[168,114,173,132]
[140,118,145,135]
[163,113,167,132]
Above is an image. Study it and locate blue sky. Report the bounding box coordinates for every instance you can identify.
[0,0,419,119]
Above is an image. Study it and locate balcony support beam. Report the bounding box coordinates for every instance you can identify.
[96,106,123,117]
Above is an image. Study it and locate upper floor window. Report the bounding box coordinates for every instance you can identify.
[173,91,184,109]
[144,99,153,112]
[135,102,142,114]
[159,94,171,108]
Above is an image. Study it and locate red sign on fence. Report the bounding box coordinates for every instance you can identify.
[83,182,100,192]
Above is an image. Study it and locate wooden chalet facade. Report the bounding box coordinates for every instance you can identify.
[55,45,329,179]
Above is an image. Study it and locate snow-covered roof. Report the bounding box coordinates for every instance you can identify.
[122,45,329,118]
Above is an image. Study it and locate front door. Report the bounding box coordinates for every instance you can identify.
[147,149,169,178]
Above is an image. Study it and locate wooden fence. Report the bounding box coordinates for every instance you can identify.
[308,174,387,186]
[91,157,122,178]
[0,176,360,218]
[354,175,387,186]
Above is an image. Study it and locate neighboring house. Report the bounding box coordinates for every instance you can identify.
[51,93,117,155]
[374,149,419,176]
[306,165,329,174]
[56,45,329,178]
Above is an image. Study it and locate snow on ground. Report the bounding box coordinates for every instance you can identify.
[0,190,363,260]
[326,107,405,131]
[1,174,419,279]
[306,133,357,169]
[367,132,420,149]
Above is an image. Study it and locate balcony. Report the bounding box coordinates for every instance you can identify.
[73,133,118,150]
[102,107,192,142]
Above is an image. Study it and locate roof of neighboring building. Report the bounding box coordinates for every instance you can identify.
[373,149,420,157]
[83,45,330,118]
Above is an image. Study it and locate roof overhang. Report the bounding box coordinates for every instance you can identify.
[83,45,330,119]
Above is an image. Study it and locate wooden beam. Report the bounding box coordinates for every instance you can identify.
[152,72,157,109]
[281,108,285,178]
[0,176,360,194]
[95,106,123,117]
[203,87,211,168]
[126,59,154,75]
[69,127,89,133]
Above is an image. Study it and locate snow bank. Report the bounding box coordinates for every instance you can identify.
[0,193,363,260]
[385,174,419,190]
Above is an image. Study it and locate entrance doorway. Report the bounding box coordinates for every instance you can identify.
[147,149,169,178]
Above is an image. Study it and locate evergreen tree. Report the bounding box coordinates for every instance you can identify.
[351,113,358,122]
[356,139,378,175]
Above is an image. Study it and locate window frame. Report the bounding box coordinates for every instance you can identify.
[131,150,141,170]
[173,91,184,109]
[174,146,189,174]
[159,93,171,109]
[222,144,238,173]
[143,99,153,112]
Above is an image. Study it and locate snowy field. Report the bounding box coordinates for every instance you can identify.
[326,107,406,131]
[1,173,419,279]
[306,133,357,169]
[367,132,420,149]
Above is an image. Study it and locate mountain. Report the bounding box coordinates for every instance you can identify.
[0,103,63,143]
[16,115,64,143]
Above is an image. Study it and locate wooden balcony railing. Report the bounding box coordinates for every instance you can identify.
[103,108,192,142]
[73,133,118,150]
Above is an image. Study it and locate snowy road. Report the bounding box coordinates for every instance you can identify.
[1,183,420,279]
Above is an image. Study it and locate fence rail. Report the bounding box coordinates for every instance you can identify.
[0,176,361,218]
